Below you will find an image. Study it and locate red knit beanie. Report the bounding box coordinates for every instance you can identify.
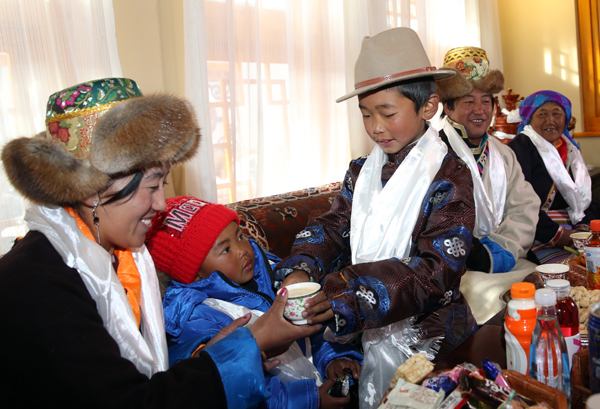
[145,196,240,284]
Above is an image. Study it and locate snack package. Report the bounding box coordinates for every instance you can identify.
[390,353,435,387]
[378,378,445,409]
[458,370,538,408]
[422,367,462,396]
[437,389,469,409]
[481,358,510,389]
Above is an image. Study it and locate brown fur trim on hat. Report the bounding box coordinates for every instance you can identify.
[90,95,201,175]
[436,67,504,102]
[1,133,109,206]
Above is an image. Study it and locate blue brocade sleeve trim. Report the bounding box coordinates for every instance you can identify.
[204,327,269,408]
[480,237,516,273]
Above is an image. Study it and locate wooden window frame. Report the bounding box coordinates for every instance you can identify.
[575,0,600,136]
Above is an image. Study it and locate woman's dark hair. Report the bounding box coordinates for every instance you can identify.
[101,170,145,206]
[390,76,436,113]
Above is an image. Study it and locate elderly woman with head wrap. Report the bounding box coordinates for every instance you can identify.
[0,78,320,409]
[508,90,597,264]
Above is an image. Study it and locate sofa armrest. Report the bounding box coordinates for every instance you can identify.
[225,182,341,259]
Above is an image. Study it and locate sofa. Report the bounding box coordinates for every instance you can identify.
[225,182,342,259]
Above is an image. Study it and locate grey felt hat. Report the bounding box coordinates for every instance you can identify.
[336,27,456,102]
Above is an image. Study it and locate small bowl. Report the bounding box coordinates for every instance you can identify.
[282,282,321,325]
[536,264,569,284]
[571,232,591,252]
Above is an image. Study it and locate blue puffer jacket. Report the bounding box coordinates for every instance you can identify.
[164,240,362,409]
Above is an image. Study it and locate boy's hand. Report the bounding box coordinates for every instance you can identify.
[318,378,351,409]
[326,359,361,381]
[281,269,310,287]
[251,287,322,356]
[303,291,334,324]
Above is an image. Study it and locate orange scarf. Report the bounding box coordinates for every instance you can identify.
[553,137,568,164]
[64,207,142,326]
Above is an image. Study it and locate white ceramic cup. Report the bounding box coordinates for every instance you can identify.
[281,282,321,325]
[571,231,591,252]
[536,263,569,284]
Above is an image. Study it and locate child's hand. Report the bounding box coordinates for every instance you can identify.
[303,291,334,324]
[326,359,361,381]
[281,269,310,287]
[318,378,351,409]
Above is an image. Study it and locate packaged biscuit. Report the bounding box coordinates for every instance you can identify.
[378,378,445,409]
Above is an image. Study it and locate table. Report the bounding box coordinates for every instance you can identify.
[434,308,506,370]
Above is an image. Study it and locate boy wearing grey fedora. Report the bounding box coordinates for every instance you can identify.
[275,28,478,407]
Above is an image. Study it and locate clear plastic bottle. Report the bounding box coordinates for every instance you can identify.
[586,220,600,290]
[505,282,537,375]
[528,288,571,400]
[545,279,581,369]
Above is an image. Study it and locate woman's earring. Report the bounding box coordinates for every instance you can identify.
[92,200,101,245]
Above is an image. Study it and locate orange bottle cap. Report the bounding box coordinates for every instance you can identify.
[510,282,536,298]
[591,220,600,231]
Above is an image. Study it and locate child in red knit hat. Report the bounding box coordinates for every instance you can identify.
[146,196,362,409]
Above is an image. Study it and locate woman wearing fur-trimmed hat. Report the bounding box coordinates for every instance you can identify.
[0,78,320,408]
[435,47,540,325]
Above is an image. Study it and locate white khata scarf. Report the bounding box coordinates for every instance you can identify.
[202,298,323,385]
[442,117,506,237]
[522,125,591,224]
[25,205,169,377]
[351,125,447,264]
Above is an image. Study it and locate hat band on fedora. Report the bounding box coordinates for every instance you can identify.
[45,100,126,125]
[354,66,438,89]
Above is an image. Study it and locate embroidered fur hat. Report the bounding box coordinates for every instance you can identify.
[336,27,456,102]
[435,46,504,102]
[145,196,240,285]
[1,78,200,206]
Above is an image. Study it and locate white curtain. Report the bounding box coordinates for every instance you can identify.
[0,0,122,254]
[183,0,502,204]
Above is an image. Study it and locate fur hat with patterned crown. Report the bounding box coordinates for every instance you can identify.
[1,78,200,206]
[435,46,504,102]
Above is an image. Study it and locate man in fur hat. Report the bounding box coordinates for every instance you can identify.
[435,47,540,324]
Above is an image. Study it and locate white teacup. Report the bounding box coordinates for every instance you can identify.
[571,232,591,252]
[282,282,321,325]
[536,263,569,284]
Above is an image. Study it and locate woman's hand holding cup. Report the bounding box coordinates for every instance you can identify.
[250,287,322,358]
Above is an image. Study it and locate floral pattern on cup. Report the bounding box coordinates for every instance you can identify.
[536,263,569,284]
[571,232,591,253]
[282,282,321,325]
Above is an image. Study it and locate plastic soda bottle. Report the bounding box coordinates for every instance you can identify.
[589,303,600,394]
[545,279,581,369]
[585,220,600,290]
[505,282,537,375]
[528,288,571,399]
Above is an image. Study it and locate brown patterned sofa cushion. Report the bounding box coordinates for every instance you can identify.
[225,182,342,259]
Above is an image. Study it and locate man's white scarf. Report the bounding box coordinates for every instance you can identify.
[25,205,168,377]
[351,125,447,264]
[521,125,591,224]
[442,117,506,237]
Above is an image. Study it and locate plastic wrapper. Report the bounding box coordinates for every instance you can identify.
[422,366,463,396]
[481,358,510,389]
[377,378,445,409]
[458,369,538,408]
[359,316,443,409]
